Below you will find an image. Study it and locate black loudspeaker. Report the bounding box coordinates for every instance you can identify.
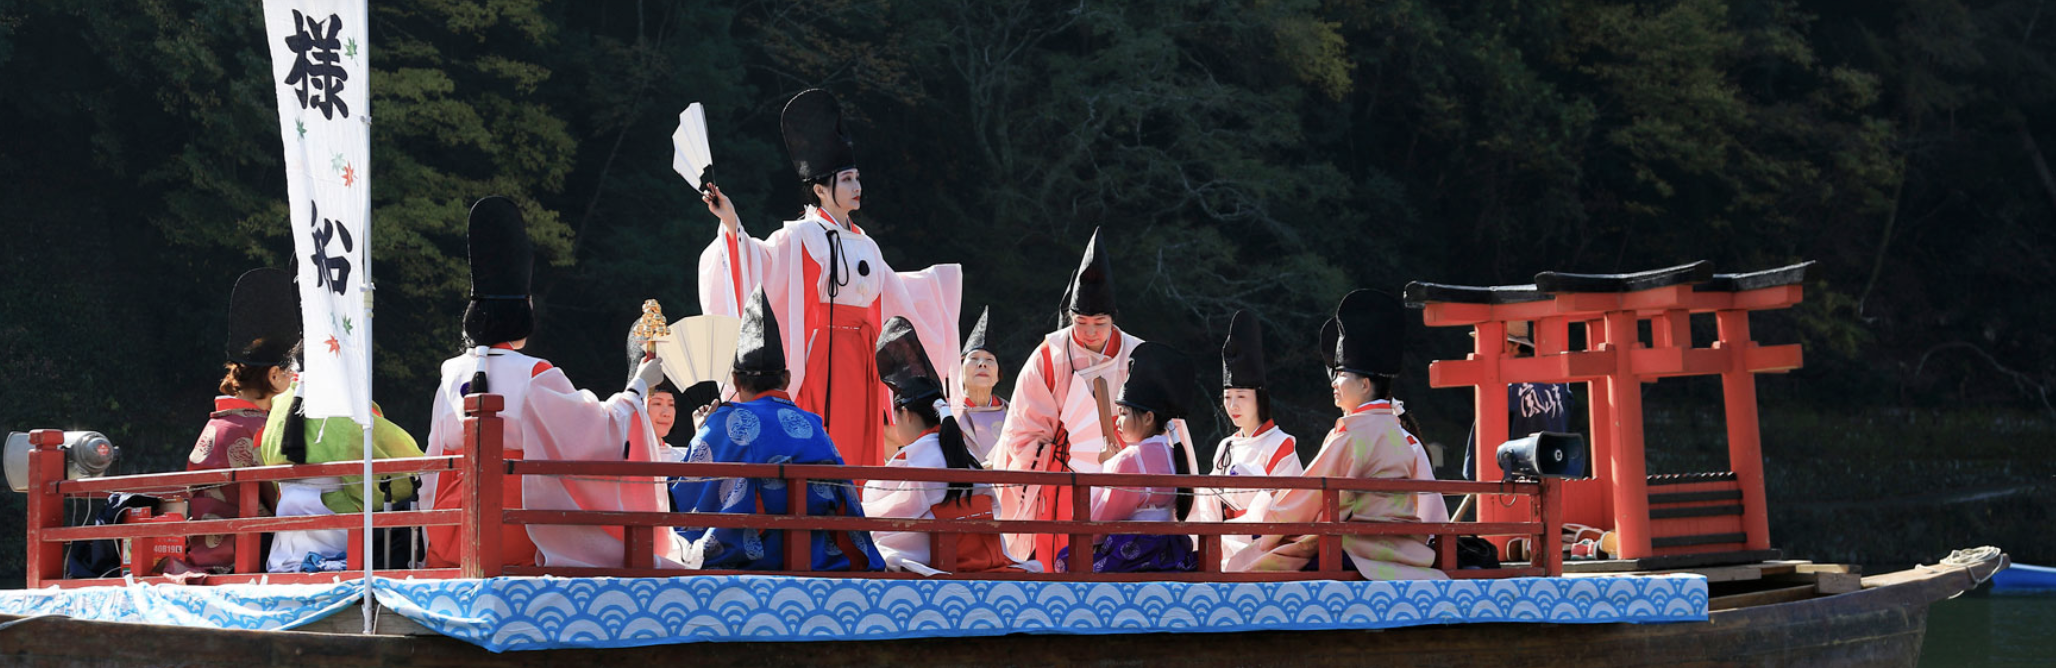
[1495,431,1590,480]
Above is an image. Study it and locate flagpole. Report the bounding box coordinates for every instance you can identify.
[358,0,377,634]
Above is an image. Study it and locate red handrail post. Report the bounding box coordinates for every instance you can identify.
[784,474,808,573]
[929,527,959,572]
[1317,487,1343,576]
[1199,533,1222,574]
[1539,479,1564,577]
[346,528,366,572]
[1437,529,1458,572]
[1067,479,1092,575]
[461,394,506,579]
[234,479,261,574]
[624,526,655,570]
[25,429,66,587]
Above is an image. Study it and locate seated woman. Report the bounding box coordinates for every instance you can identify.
[184,268,296,573]
[626,324,722,462]
[951,306,1008,465]
[671,288,883,571]
[863,317,1038,574]
[1058,342,1199,573]
[258,383,424,573]
[1227,291,1447,581]
[1205,311,1305,565]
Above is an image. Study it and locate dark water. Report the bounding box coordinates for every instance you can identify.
[1919,587,2056,667]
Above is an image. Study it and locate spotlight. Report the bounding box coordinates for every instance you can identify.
[5,431,120,493]
[1496,431,1590,481]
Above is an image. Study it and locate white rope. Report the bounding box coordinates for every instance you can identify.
[1941,545,2002,568]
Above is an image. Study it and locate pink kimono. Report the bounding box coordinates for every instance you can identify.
[1060,435,1196,573]
[992,325,1144,565]
[1227,401,1448,580]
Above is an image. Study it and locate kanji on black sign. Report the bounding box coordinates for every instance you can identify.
[309,201,354,296]
[282,10,349,120]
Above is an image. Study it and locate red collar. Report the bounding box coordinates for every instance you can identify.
[1246,420,1278,437]
[1071,327,1121,355]
[890,428,943,462]
[214,396,264,413]
[490,342,518,350]
[961,395,1002,408]
[811,207,862,235]
[1349,400,1393,416]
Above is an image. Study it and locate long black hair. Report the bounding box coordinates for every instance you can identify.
[1135,409,1196,521]
[903,399,981,504]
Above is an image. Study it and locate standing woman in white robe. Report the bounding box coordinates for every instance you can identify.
[694,89,962,469]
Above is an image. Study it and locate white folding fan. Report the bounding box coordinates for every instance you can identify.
[672,103,715,193]
[651,314,741,390]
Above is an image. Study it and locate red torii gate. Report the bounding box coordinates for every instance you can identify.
[1405,262,1809,562]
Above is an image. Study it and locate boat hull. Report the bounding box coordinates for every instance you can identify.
[0,558,1998,668]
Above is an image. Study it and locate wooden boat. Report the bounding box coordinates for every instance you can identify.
[1,261,2007,666]
[0,551,2007,667]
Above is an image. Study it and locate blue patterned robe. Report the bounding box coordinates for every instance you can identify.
[671,392,883,571]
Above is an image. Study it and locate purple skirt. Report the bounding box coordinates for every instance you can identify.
[1056,534,1198,573]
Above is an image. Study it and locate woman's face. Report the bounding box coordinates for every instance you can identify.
[647,392,677,439]
[1331,372,1372,410]
[815,169,862,212]
[961,350,999,394]
[1114,404,1154,445]
[1222,388,1261,433]
[1070,314,1114,352]
[885,406,924,449]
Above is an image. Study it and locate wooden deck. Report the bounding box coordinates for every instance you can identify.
[0,555,2006,667]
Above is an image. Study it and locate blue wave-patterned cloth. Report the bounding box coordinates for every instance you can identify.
[0,579,362,630]
[369,574,1709,653]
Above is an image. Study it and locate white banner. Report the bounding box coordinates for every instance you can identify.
[263,1,371,421]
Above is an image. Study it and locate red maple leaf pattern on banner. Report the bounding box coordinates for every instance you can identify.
[325,335,342,355]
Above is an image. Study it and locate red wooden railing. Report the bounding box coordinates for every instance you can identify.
[19,393,1563,588]
[21,429,465,588]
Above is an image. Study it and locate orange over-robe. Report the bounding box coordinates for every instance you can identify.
[697,206,962,467]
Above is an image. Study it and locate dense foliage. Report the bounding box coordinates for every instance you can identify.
[3,1,2053,574]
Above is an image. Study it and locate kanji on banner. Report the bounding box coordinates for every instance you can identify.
[263,1,371,421]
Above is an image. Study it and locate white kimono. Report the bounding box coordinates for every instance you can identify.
[1199,422,1304,565]
[696,206,963,409]
[860,433,1039,575]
